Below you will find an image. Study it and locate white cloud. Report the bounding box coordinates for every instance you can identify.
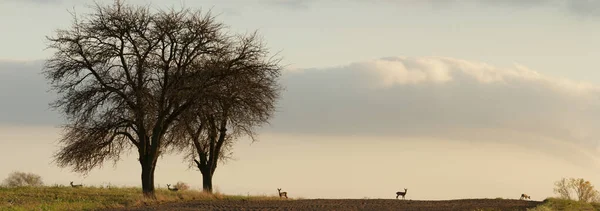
[359,58,453,88]
[267,56,600,163]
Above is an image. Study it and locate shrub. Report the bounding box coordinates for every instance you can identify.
[2,171,44,187]
[174,181,190,191]
[526,204,554,211]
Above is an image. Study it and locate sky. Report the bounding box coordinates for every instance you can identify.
[2,0,600,200]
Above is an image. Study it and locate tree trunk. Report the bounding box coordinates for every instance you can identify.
[141,159,156,199]
[201,168,213,193]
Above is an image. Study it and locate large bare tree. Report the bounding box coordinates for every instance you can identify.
[170,32,282,192]
[44,1,229,198]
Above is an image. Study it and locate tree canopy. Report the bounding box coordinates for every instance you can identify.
[169,32,282,192]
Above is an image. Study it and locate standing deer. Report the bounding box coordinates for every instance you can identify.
[520,193,531,200]
[396,188,408,199]
[167,184,179,191]
[277,188,288,199]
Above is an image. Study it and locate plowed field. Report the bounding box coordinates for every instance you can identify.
[104,198,542,211]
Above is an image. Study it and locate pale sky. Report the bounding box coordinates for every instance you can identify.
[2,0,600,200]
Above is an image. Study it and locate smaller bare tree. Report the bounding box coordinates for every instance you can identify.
[554,178,572,200]
[170,31,282,193]
[2,172,44,187]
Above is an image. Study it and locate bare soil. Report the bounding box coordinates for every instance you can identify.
[103,198,542,211]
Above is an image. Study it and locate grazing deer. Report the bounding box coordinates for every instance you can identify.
[167,184,179,191]
[396,188,408,199]
[277,188,288,199]
[70,181,82,188]
[520,193,531,200]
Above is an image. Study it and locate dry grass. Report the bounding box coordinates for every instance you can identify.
[0,185,283,211]
[527,198,600,211]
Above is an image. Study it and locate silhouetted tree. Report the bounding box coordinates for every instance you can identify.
[169,32,282,193]
[44,1,232,198]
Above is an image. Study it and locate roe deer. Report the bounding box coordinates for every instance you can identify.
[167,184,179,191]
[520,193,530,200]
[70,181,82,188]
[277,188,288,199]
[396,188,407,199]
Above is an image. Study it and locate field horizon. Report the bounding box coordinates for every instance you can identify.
[1,185,553,211]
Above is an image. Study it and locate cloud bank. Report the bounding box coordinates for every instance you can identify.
[0,60,60,125]
[3,57,600,164]
[268,57,600,157]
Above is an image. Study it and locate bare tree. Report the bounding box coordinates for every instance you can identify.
[44,1,229,198]
[170,32,282,193]
[554,177,600,203]
[554,178,572,200]
[572,178,599,203]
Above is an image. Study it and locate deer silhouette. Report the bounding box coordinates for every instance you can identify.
[167,184,179,191]
[520,193,531,200]
[396,188,407,199]
[70,181,82,188]
[277,188,288,199]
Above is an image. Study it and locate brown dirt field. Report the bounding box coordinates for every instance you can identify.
[103,199,543,211]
